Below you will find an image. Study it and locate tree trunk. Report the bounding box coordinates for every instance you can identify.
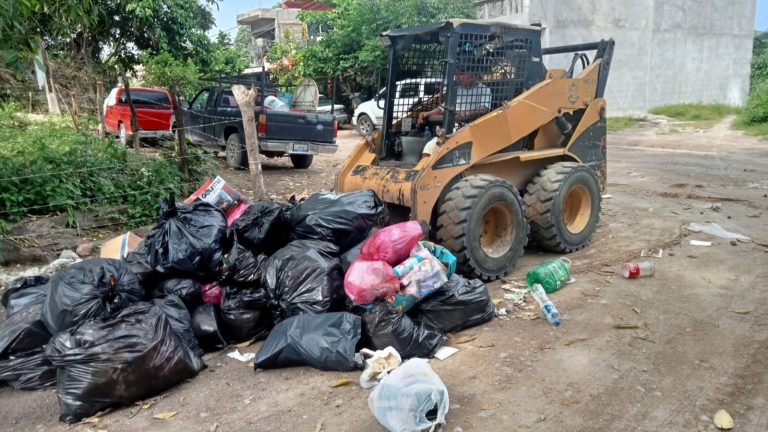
[69,94,79,132]
[170,86,189,193]
[232,84,267,200]
[38,38,61,115]
[117,66,140,151]
[96,82,105,138]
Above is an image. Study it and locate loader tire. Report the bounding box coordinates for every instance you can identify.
[524,162,601,252]
[436,175,529,281]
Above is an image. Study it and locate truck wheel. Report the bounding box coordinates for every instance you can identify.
[436,175,529,281]
[290,154,313,169]
[225,133,247,170]
[357,114,374,136]
[524,162,601,252]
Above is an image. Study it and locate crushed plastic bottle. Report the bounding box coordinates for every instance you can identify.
[525,258,572,294]
[621,261,656,279]
[528,283,560,326]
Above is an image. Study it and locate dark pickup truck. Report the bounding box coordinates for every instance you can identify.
[184,86,338,169]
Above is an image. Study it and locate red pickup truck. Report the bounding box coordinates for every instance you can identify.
[103,87,175,144]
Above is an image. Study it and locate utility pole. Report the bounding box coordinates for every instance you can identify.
[117,66,140,150]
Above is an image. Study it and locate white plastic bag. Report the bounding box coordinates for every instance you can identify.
[687,222,751,241]
[368,358,449,432]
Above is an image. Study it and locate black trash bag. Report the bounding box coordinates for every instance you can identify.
[190,303,227,352]
[152,278,203,308]
[221,234,269,285]
[0,347,56,390]
[124,242,165,294]
[264,240,344,323]
[46,303,204,423]
[409,274,495,333]
[362,301,445,359]
[289,190,385,252]
[219,286,271,343]
[151,295,204,358]
[255,312,362,371]
[0,303,51,357]
[232,200,293,254]
[42,258,142,335]
[2,275,51,318]
[143,194,228,278]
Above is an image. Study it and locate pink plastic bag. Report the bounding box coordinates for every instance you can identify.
[344,260,400,305]
[359,221,424,265]
[201,282,223,304]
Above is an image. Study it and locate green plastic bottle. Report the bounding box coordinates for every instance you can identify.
[525,258,571,294]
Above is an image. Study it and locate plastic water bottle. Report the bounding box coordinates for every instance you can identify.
[621,261,656,279]
[525,258,572,294]
[528,283,561,326]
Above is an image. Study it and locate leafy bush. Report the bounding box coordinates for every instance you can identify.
[649,104,741,122]
[0,106,216,229]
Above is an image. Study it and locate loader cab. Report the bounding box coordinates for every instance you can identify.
[377,20,547,164]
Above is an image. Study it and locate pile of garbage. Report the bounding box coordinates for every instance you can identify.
[0,176,493,429]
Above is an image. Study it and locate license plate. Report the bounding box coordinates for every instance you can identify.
[293,144,309,153]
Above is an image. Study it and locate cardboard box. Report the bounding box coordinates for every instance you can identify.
[100,232,143,259]
[184,176,242,213]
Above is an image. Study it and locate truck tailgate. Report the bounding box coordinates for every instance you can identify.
[262,110,335,143]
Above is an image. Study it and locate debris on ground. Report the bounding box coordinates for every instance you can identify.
[0,177,511,426]
[687,222,750,241]
[368,358,449,432]
[713,409,734,430]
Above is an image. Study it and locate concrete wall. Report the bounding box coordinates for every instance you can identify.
[480,0,756,114]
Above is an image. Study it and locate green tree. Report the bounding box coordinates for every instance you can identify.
[141,52,201,97]
[276,0,477,86]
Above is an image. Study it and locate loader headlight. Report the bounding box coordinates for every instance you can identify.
[433,142,472,169]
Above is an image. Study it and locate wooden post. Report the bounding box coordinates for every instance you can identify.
[69,94,79,132]
[232,84,267,200]
[28,92,33,112]
[37,37,61,115]
[117,66,140,150]
[170,85,189,190]
[96,81,105,138]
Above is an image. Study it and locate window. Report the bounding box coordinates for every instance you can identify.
[190,90,211,110]
[398,82,419,98]
[423,81,441,97]
[220,90,236,107]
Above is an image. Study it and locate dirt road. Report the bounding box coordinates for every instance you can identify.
[2,119,767,431]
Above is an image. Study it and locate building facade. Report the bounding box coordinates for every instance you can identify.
[477,0,756,114]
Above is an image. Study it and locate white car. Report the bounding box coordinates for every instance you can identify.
[352,78,442,136]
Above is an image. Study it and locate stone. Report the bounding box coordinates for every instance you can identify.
[76,242,93,257]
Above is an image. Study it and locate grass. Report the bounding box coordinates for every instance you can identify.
[732,121,768,137]
[607,116,644,132]
[649,103,742,122]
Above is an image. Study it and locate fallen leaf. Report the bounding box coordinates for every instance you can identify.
[632,307,641,314]
[330,378,352,388]
[454,335,477,344]
[80,416,99,424]
[518,311,540,320]
[747,212,761,218]
[153,411,178,420]
[564,337,590,346]
[314,420,325,432]
[247,362,255,368]
[728,309,751,315]
[142,403,152,410]
[614,324,640,329]
[233,339,256,348]
[713,409,734,430]
[492,298,503,305]
[560,396,583,406]
[632,335,656,344]
[481,400,501,410]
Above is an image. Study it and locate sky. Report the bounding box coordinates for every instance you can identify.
[211,0,768,33]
